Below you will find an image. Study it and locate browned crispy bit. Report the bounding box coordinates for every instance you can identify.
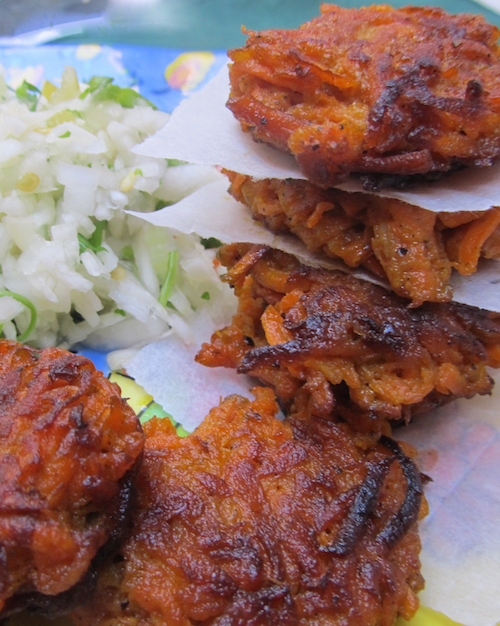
[227,4,500,189]
[70,388,425,626]
[196,244,500,435]
[322,436,423,556]
[226,171,500,306]
[0,340,144,619]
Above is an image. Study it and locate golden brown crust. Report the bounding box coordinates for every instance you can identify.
[226,172,500,306]
[196,244,500,434]
[70,388,425,626]
[227,4,500,188]
[0,340,144,617]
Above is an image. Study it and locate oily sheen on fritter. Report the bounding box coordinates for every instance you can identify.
[70,388,425,626]
[0,340,144,618]
[226,171,500,306]
[196,244,500,434]
[227,4,500,189]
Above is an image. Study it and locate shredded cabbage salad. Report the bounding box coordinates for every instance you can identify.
[0,65,235,351]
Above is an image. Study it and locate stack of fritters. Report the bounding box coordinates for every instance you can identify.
[218,5,500,442]
[70,388,426,626]
[226,171,500,306]
[228,4,500,189]
[197,244,500,434]
[0,340,144,619]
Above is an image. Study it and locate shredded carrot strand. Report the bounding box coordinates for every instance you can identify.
[261,305,293,345]
[456,207,500,275]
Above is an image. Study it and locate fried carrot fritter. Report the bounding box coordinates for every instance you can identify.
[196,244,500,434]
[227,4,500,189]
[226,171,500,306]
[70,388,425,626]
[0,340,144,618]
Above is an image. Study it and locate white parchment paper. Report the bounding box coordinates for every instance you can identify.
[128,178,500,312]
[134,64,500,214]
[126,336,254,433]
[397,375,500,626]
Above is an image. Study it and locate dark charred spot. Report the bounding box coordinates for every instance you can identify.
[49,358,81,383]
[352,222,366,233]
[465,79,483,101]
[70,404,87,429]
[295,64,309,77]
[377,436,423,549]
[420,472,433,485]
[319,456,393,555]
[85,511,101,526]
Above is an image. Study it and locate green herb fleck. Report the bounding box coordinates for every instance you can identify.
[78,221,107,255]
[158,250,178,307]
[166,158,187,167]
[80,76,156,109]
[155,200,171,211]
[120,245,134,261]
[201,291,210,300]
[59,131,71,138]
[114,308,126,316]
[15,80,41,111]
[200,236,222,249]
[0,290,37,342]
[79,76,113,99]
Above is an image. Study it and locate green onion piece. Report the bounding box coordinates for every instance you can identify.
[166,158,187,167]
[15,80,41,111]
[79,76,113,99]
[201,291,210,300]
[96,85,155,109]
[0,290,37,342]
[59,131,71,138]
[78,221,107,255]
[80,76,156,109]
[114,308,126,317]
[155,199,171,210]
[158,250,178,307]
[120,245,134,261]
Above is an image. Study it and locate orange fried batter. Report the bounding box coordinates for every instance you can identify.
[70,388,425,626]
[0,340,144,618]
[196,244,500,434]
[226,171,500,305]
[228,4,500,189]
